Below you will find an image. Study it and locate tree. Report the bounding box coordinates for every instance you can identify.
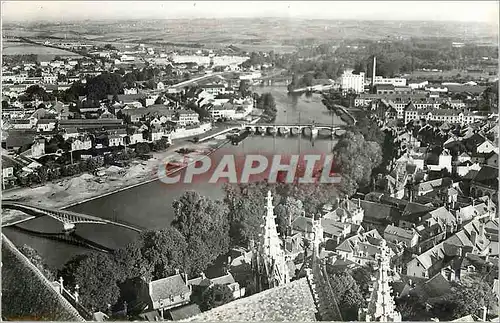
[430,275,497,321]
[200,285,234,311]
[223,182,277,246]
[396,294,428,321]
[273,196,304,235]
[238,80,250,97]
[332,131,382,197]
[327,269,366,321]
[19,245,55,281]
[154,96,164,105]
[172,192,231,275]
[2,100,9,110]
[36,166,49,184]
[135,142,150,155]
[59,253,122,312]
[114,228,188,281]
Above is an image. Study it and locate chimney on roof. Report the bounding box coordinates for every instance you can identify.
[482,306,488,322]
[471,230,478,246]
[58,277,64,294]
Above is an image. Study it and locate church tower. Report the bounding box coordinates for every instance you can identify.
[254,191,290,290]
[359,239,402,322]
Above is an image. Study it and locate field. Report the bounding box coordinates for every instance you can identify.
[3,18,497,53]
[2,41,82,60]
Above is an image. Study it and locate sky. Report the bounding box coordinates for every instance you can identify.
[2,1,499,24]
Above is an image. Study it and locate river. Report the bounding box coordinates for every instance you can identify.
[3,86,344,270]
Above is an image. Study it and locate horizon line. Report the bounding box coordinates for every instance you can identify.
[3,16,498,25]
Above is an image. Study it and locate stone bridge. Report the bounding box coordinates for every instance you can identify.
[240,123,347,137]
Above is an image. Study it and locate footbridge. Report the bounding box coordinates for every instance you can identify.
[2,201,143,233]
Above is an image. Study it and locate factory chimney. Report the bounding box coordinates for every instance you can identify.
[372,56,377,92]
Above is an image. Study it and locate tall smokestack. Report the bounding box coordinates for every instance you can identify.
[372,56,377,90]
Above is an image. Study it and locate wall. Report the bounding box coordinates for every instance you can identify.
[170,123,212,140]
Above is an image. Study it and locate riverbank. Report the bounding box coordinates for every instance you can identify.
[2,135,231,226]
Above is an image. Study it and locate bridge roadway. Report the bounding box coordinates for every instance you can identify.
[2,200,143,233]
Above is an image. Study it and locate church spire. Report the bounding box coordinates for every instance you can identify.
[257,190,290,289]
[359,239,402,322]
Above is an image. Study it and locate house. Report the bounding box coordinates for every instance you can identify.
[414,177,453,196]
[128,129,146,144]
[199,83,228,96]
[108,135,124,147]
[323,198,364,225]
[398,202,435,229]
[375,172,407,199]
[2,156,16,189]
[11,119,33,130]
[383,225,419,249]
[412,271,452,301]
[335,230,402,267]
[58,119,124,131]
[456,202,496,225]
[470,165,498,200]
[149,126,165,142]
[31,138,45,157]
[210,103,237,120]
[166,304,201,321]
[291,216,323,242]
[415,221,447,254]
[427,149,452,173]
[485,151,499,167]
[69,136,92,151]
[61,128,80,140]
[476,139,497,154]
[187,271,245,300]
[456,161,482,177]
[36,119,57,132]
[176,110,199,126]
[145,273,192,318]
[406,240,451,279]
[359,200,401,233]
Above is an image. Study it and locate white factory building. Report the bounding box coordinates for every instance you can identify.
[341,70,365,93]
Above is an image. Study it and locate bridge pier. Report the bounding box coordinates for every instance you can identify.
[63,222,76,232]
[278,126,288,136]
[268,126,277,136]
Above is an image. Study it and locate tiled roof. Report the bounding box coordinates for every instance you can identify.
[169,304,201,321]
[429,207,456,226]
[37,119,56,124]
[384,224,415,240]
[472,165,499,187]
[418,272,451,299]
[359,200,400,222]
[2,155,16,169]
[182,278,317,322]
[6,131,37,148]
[321,218,348,237]
[149,274,190,304]
[292,216,314,233]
